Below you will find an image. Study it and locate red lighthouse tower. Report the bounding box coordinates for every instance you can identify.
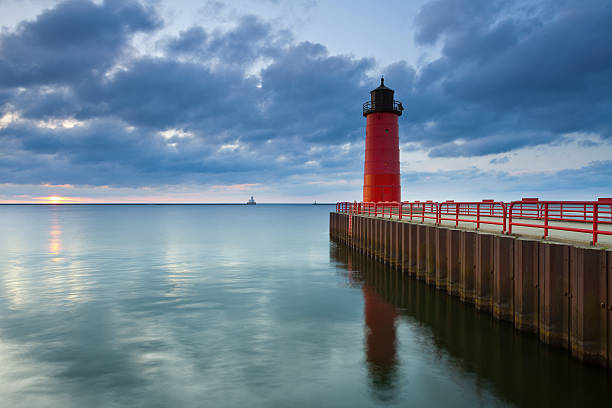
[362,78,403,202]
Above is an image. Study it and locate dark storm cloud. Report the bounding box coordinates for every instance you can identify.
[0,0,159,87]
[258,42,372,143]
[165,15,290,65]
[0,0,610,190]
[0,118,280,186]
[165,27,208,56]
[78,58,260,129]
[404,0,612,155]
[91,31,370,142]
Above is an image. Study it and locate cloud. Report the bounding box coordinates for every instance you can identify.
[403,0,612,155]
[164,15,291,66]
[489,156,510,165]
[0,0,160,87]
[164,27,208,56]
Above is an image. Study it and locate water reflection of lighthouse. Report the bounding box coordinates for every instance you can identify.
[363,284,398,395]
[340,245,398,400]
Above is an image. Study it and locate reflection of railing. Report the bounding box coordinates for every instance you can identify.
[362,100,403,116]
[336,198,612,245]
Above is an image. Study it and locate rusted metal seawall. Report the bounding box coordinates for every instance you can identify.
[330,212,612,370]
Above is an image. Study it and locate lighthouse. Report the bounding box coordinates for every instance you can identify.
[362,78,403,203]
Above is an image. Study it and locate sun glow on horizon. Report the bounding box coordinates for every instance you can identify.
[43,196,67,204]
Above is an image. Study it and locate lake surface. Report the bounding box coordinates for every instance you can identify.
[0,204,610,407]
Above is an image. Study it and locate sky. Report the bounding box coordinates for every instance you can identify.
[0,0,610,203]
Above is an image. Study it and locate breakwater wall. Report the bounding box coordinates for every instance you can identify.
[330,212,612,370]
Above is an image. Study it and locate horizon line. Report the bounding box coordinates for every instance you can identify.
[0,202,337,205]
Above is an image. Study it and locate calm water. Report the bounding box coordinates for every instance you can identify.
[0,205,609,407]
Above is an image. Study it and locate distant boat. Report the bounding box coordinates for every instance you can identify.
[313,200,318,205]
[246,196,256,205]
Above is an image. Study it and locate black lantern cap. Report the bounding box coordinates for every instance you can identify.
[363,77,403,117]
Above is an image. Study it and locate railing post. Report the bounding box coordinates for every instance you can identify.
[398,202,402,220]
[502,203,507,233]
[455,204,459,227]
[592,203,598,245]
[508,203,513,234]
[476,203,481,230]
[544,202,549,239]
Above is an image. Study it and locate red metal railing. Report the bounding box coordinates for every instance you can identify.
[336,198,612,246]
[401,201,438,223]
[508,199,612,245]
[438,200,506,231]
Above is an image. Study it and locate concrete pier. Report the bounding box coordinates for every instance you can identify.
[330,212,612,370]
